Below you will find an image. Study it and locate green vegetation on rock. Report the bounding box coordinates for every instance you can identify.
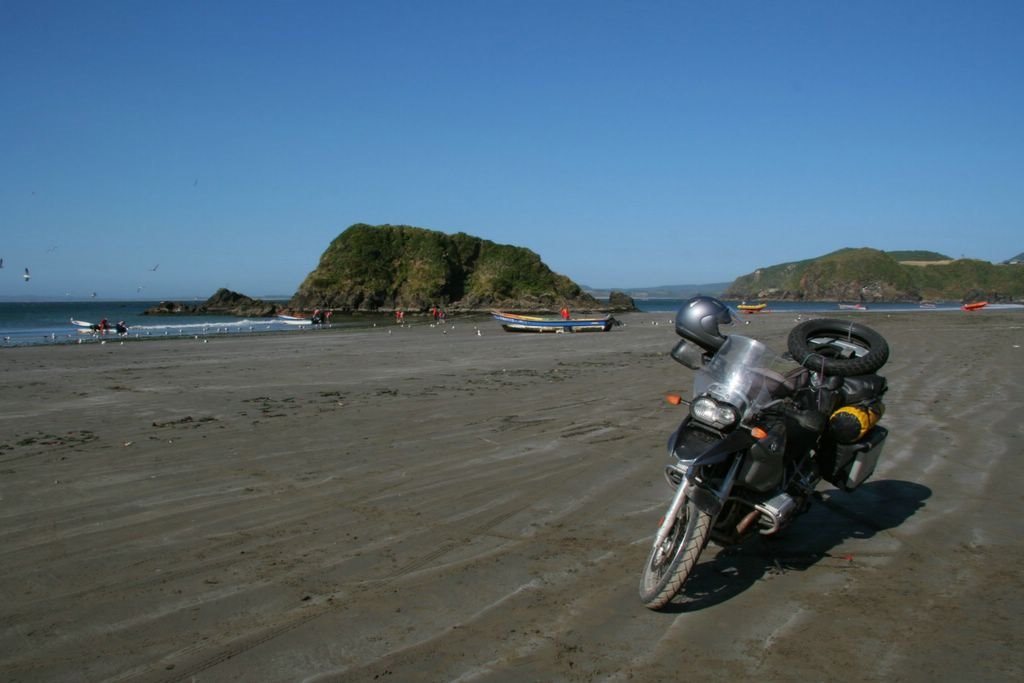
[290,224,614,312]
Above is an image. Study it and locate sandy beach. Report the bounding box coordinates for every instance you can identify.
[2,310,1022,682]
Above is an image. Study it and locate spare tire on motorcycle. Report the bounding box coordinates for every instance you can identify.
[786,318,891,490]
[787,318,889,377]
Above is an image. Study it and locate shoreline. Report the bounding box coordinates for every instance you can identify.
[4,302,1021,349]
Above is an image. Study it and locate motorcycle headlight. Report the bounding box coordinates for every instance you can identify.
[691,396,739,429]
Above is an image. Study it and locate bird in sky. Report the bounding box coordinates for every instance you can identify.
[23,268,30,282]
[150,264,159,271]
[0,258,4,268]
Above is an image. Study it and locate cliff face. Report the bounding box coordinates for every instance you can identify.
[290,224,625,312]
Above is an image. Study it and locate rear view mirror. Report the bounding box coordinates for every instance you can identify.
[670,339,706,370]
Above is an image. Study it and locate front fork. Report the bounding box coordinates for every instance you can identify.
[652,480,690,551]
[651,456,743,550]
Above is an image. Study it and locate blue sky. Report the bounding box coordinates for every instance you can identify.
[2,0,1021,300]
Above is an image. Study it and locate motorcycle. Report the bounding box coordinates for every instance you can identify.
[639,297,890,610]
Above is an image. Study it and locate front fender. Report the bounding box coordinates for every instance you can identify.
[687,483,724,516]
[669,417,757,475]
[686,428,757,477]
[666,418,757,515]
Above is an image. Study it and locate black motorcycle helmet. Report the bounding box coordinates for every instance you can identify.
[674,296,733,353]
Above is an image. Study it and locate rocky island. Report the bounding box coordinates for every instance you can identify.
[289,223,635,314]
[143,225,637,317]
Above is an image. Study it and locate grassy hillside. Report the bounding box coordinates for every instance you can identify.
[724,247,1024,302]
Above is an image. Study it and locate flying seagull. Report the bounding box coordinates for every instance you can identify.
[149,264,159,271]
[23,268,30,282]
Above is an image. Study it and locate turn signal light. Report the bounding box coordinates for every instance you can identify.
[665,393,683,405]
[751,426,768,440]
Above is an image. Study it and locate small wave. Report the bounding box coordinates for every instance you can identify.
[132,319,277,332]
[1,318,329,347]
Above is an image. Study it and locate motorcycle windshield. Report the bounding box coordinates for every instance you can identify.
[694,335,798,420]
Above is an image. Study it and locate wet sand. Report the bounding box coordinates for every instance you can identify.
[1,310,1022,682]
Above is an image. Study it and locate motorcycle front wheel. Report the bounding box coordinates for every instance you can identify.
[639,497,712,610]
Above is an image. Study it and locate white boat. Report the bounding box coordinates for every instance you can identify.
[276,314,313,326]
[71,318,123,334]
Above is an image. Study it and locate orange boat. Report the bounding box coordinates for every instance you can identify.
[961,301,988,311]
[736,303,768,313]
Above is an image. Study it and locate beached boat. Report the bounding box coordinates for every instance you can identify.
[490,311,618,333]
[276,314,313,326]
[71,318,125,334]
[838,303,867,310]
[736,303,768,313]
[71,318,109,331]
[961,301,988,311]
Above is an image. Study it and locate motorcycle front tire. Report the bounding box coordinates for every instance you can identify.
[639,497,712,610]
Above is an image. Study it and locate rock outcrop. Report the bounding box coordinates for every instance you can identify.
[143,289,279,317]
[289,224,635,313]
[607,291,636,311]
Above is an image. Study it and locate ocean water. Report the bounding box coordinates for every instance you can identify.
[0,298,1004,348]
[0,300,359,347]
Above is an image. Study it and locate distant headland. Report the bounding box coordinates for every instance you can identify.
[722,248,1024,304]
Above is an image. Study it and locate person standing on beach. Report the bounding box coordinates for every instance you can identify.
[560,305,570,320]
